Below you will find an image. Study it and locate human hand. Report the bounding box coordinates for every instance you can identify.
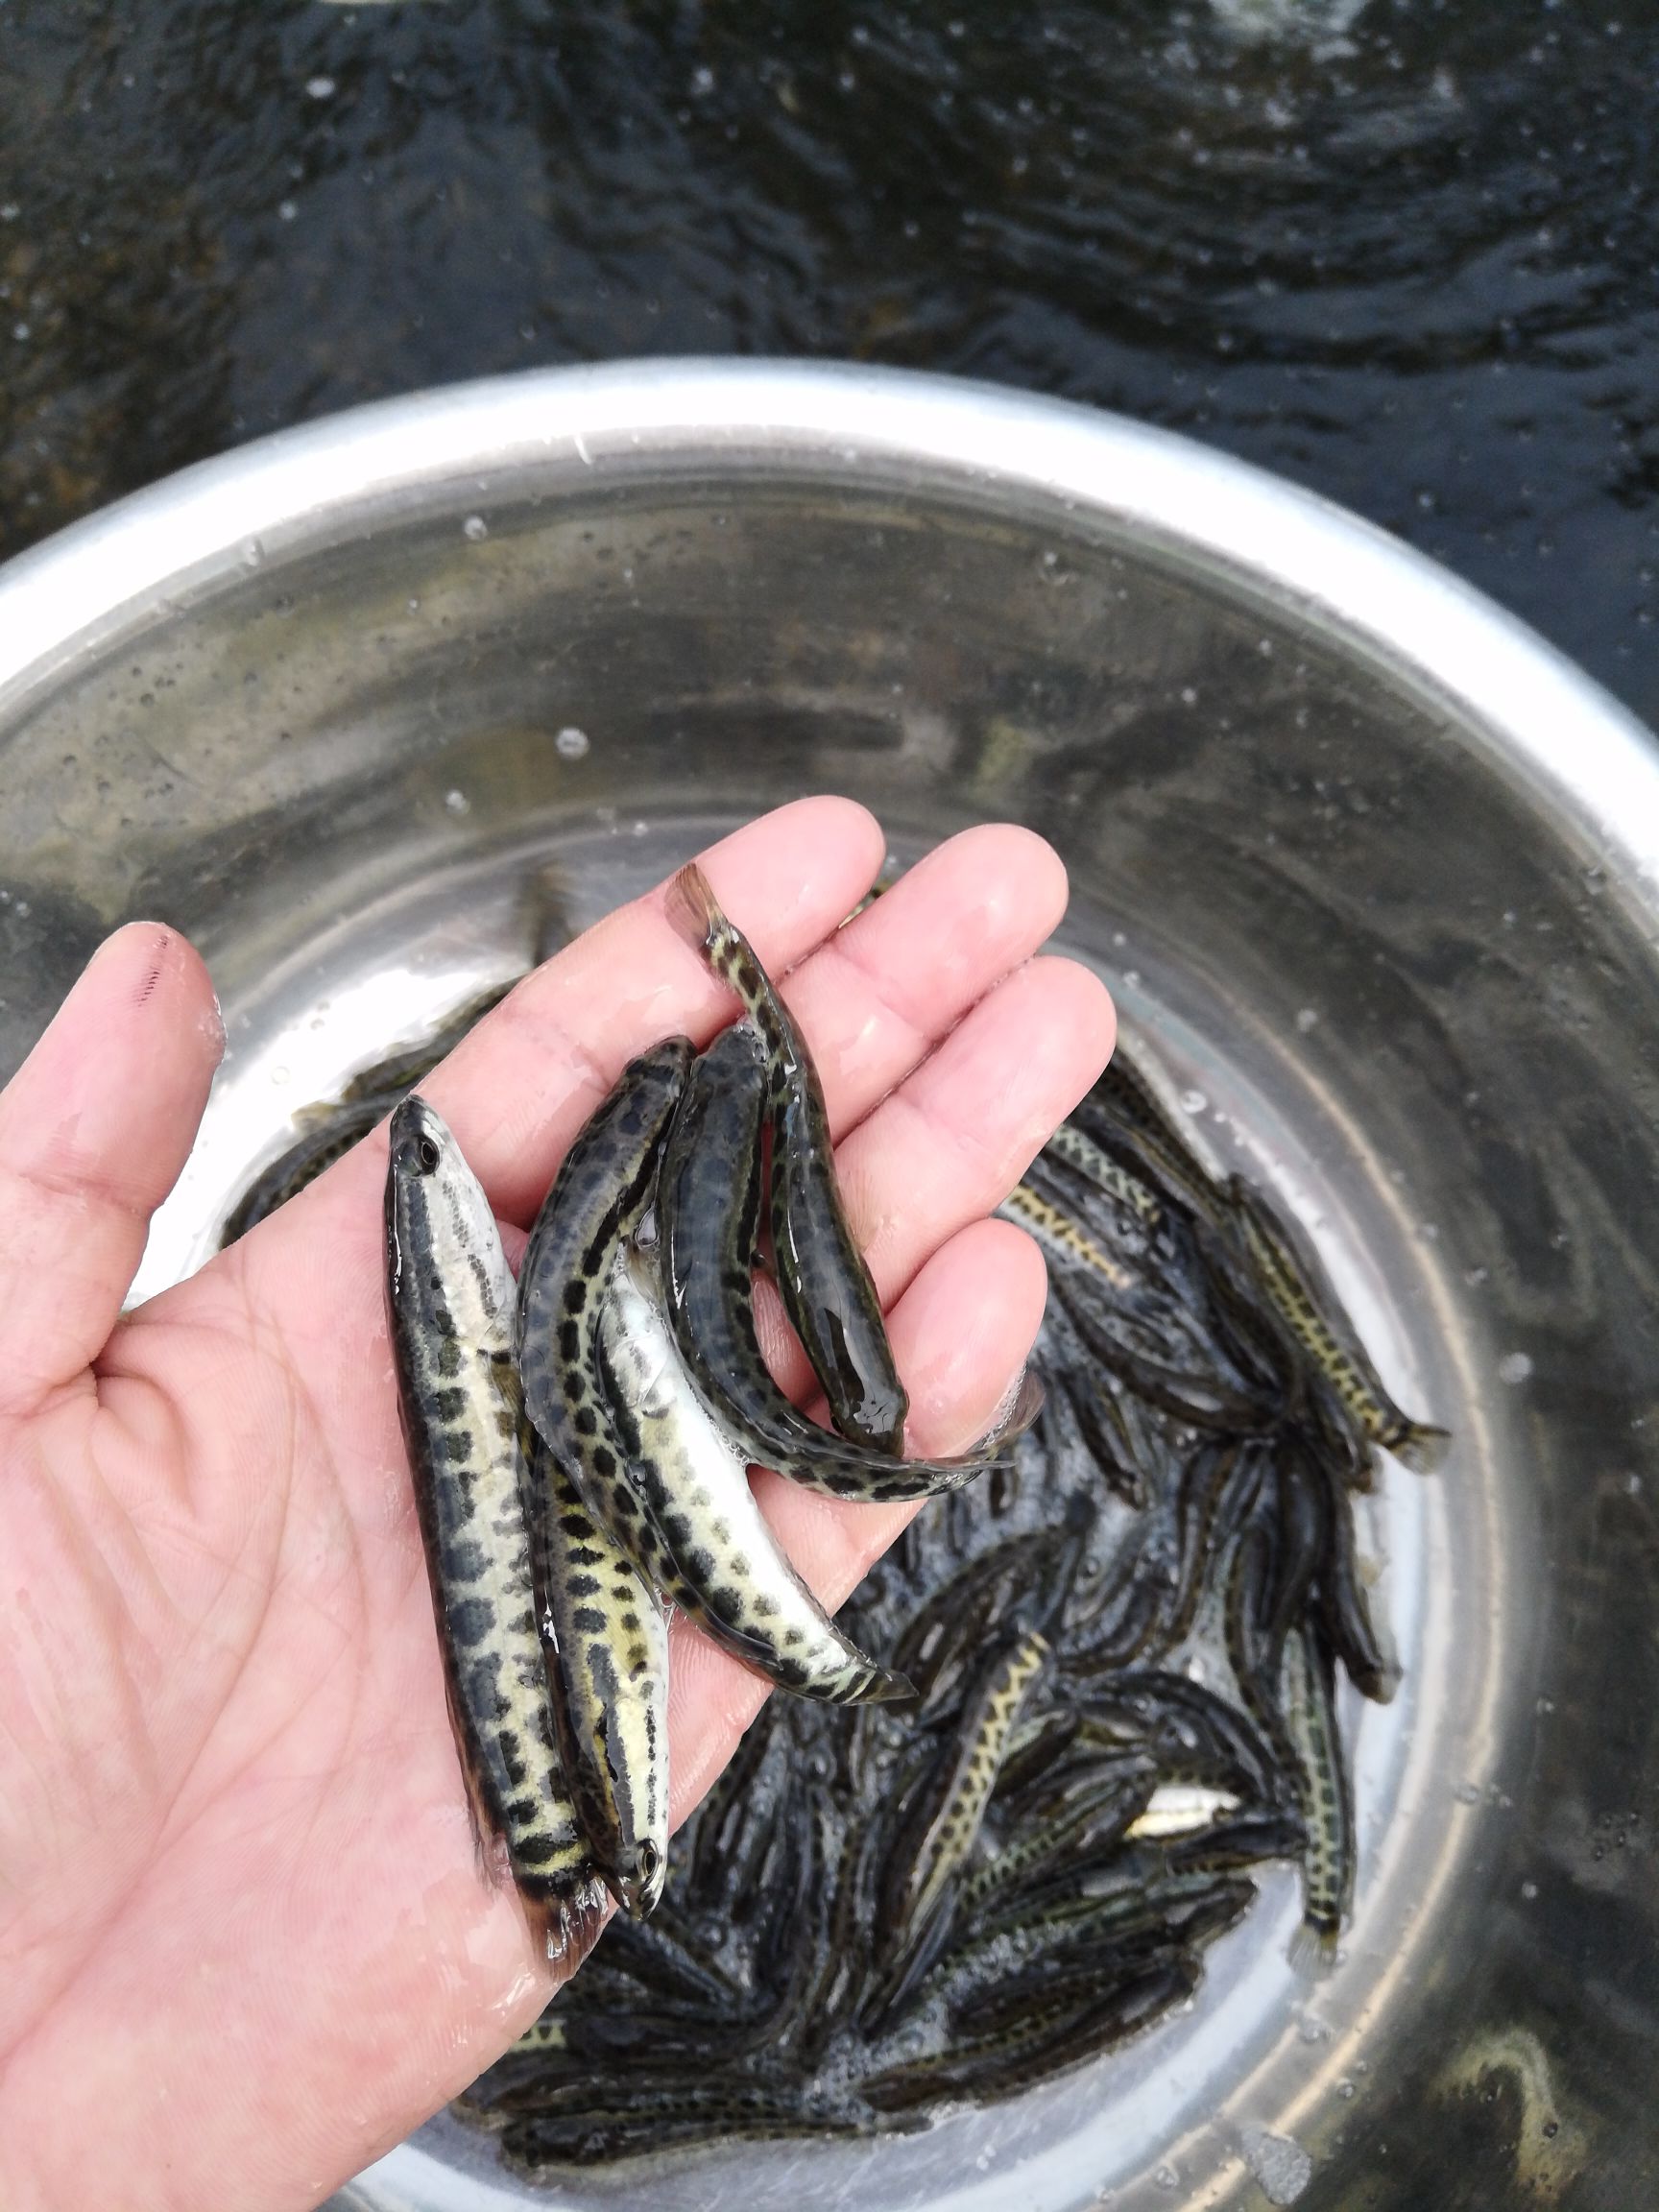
[0,798,1114,2211]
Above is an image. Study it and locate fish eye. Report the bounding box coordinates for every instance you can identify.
[416,1134,441,1174]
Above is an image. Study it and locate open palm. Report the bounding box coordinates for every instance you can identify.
[0,799,1114,2212]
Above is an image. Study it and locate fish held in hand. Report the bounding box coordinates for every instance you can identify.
[596,1237,913,1706]
[524,1425,669,1919]
[384,1095,601,1960]
[664,858,909,1454]
[659,1022,1040,1503]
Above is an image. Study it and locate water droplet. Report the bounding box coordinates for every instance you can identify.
[12,900,28,919]
[445,789,470,816]
[1295,1006,1319,1033]
[1498,1351,1533,1385]
[1464,1264,1489,1286]
[1180,1090,1208,1115]
[1522,1880,1539,1900]
[689,64,715,94]
[407,597,421,613]
[277,199,298,222]
[1626,1472,1643,1496]
[241,539,264,569]
[305,75,337,99]
[12,322,31,343]
[1154,2167,1178,2192]
[1455,1780,1481,1805]
[555,725,590,760]
[463,515,489,542]
[1180,685,1198,705]
[271,1066,291,1087]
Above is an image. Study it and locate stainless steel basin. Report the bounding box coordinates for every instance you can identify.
[1,362,1652,2212]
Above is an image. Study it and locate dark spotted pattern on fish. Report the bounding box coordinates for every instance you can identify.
[525,1425,668,1918]
[384,1096,600,1960]
[1046,1119,1163,1226]
[659,1023,1035,1503]
[664,860,908,1454]
[1230,1181,1449,1474]
[515,1041,691,1905]
[1281,1621,1354,1966]
[595,1239,911,1705]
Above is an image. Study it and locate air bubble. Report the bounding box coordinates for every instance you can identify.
[1295,1006,1319,1033]
[445,789,470,816]
[242,539,265,569]
[1180,1089,1208,1115]
[555,726,590,759]
[305,75,337,99]
[463,515,489,542]
[1498,1351,1534,1385]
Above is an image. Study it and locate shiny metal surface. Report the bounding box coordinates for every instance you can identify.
[0,362,1652,2212]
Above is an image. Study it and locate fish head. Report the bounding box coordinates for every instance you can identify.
[386,1094,515,1334]
[388,1093,449,1182]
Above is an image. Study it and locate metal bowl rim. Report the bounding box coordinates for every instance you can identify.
[1,354,1653,901]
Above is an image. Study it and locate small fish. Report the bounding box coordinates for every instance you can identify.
[1000,1179,1137,1293]
[1043,1118,1163,1227]
[497,2081,862,2173]
[221,1103,383,1244]
[959,1756,1157,1918]
[516,1033,693,1543]
[878,1629,1051,1957]
[1282,1621,1355,1965]
[1124,1783,1242,1840]
[1316,1499,1400,1704]
[524,1425,669,1918]
[596,1238,912,1705]
[224,978,528,1246]
[1229,1179,1449,1472]
[664,860,909,1454]
[657,1022,1039,1503]
[384,1096,600,1959]
[863,1953,1200,2113]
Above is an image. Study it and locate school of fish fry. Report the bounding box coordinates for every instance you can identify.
[225,854,1447,2176]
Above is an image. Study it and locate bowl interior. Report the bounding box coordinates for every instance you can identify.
[2,383,1651,2212]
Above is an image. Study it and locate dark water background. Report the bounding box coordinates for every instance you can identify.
[2,0,1657,726]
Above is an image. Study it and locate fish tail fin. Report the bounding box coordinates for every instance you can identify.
[527,1877,610,1973]
[663,860,726,958]
[1288,1915,1340,1974]
[858,1662,918,1706]
[966,1364,1045,1458]
[1394,1422,1451,1475]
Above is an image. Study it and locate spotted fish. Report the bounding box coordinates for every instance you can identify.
[1000,1179,1137,1293]
[516,1033,694,1539]
[1229,1179,1449,1473]
[664,859,909,1454]
[383,1095,601,1960]
[595,1238,912,1705]
[658,1022,1040,1503]
[1044,1119,1163,1227]
[880,1628,1051,1950]
[524,1425,668,1918]
[1281,1620,1354,1965]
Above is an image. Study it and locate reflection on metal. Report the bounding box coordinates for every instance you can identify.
[1438,2029,1586,2200]
[0,364,1651,2210]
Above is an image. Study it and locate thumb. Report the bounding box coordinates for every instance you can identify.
[0,923,222,1416]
